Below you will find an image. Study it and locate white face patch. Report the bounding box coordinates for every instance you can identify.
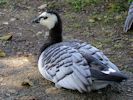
[39,12,58,29]
[101,68,116,74]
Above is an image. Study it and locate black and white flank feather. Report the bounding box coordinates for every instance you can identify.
[124,2,133,32]
[33,11,127,93]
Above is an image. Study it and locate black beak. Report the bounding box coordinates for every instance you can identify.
[32,17,40,23]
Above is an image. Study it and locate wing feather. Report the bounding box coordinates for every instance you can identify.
[124,3,133,32]
[72,63,91,85]
[124,13,133,32]
[72,73,87,92]
[38,44,92,92]
[78,43,119,71]
[38,40,125,92]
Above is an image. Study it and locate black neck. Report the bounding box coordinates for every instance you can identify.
[39,18,62,56]
[48,21,62,43]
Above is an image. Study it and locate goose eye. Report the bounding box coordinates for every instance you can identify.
[40,16,48,20]
[43,16,48,19]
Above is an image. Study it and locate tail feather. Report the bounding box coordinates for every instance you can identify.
[90,69,128,82]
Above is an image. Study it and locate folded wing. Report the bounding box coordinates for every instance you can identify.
[78,42,127,82]
[38,44,92,93]
[124,2,133,32]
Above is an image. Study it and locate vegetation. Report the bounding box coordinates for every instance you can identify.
[66,0,128,12]
[66,0,101,11]
[0,0,7,5]
[128,0,133,3]
[108,0,128,13]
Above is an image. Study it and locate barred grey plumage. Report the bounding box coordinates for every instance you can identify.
[124,2,133,32]
[33,11,127,93]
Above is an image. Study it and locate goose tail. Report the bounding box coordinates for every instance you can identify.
[90,68,128,83]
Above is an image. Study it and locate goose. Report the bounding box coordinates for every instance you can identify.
[32,11,127,93]
[124,2,133,32]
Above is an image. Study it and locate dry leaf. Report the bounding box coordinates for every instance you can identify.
[16,96,38,100]
[0,34,12,41]
[0,50,6,57]
[21,82,31,87]
[21,79,33,87]
[88,19,95,23]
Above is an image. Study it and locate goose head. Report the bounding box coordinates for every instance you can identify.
[33,11,63,51]
[32,11,62,30]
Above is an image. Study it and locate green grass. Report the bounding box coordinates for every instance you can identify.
[66,0,128,12]
[66,0,101,12]
[66,0,86,11]
[0,0,8,6]
[108,0,128,13]
[128,0,133,3]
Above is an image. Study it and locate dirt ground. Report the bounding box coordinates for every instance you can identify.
[0,0,133,100]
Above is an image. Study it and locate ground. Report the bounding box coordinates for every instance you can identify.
[0,0,133,100]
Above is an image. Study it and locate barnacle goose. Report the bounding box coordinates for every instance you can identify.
[124,2,133,32]
[33,11,127,93]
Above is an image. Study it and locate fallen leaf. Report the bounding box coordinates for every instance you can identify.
[2,21,9,25]
[0,34,12,41]
[45,87,61,94]
[16,96,38,100]
[88,19,95,23]
[21,79,33,87]
[21,82,31,87]
[36,31,43,36]
[97,17,102,21]
[115,15,122,20]
[104,16,107,18]
[0,77,3,82]
[0,50,6,57]
[1,82,6,85]
[10,18,16,22]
